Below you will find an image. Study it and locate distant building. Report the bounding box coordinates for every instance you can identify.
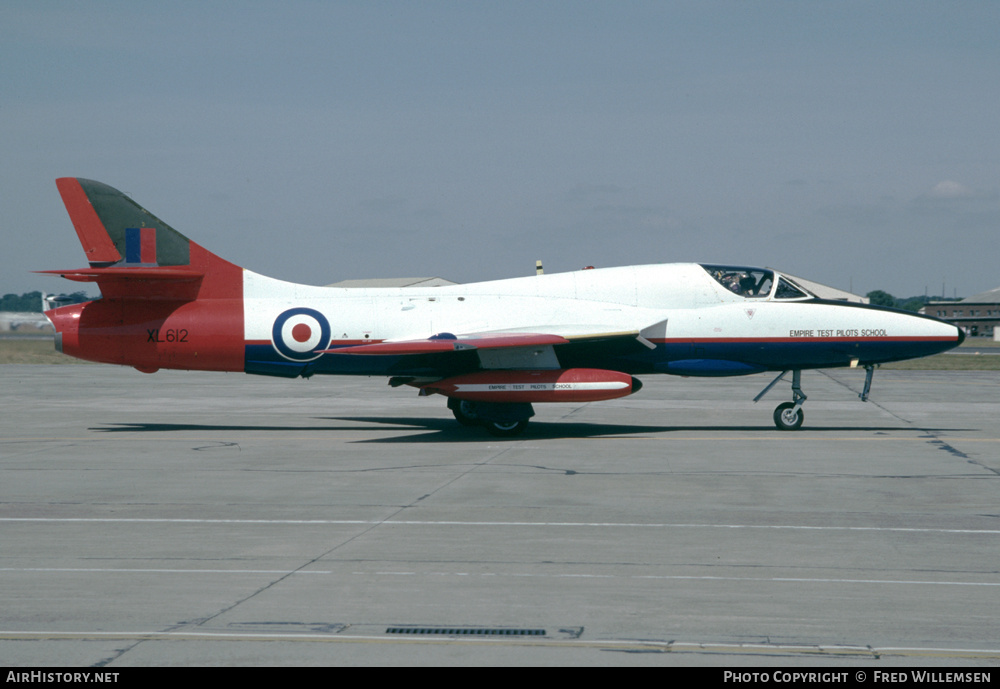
[0,293,80,331]
[921,286,1000,339]
[0,312,52,332]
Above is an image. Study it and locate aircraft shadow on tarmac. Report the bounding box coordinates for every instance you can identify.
[89,418,971,443]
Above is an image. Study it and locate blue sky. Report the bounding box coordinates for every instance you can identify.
[3,1,998,300]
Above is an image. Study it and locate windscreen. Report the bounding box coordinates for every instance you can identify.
[774,277,810,300]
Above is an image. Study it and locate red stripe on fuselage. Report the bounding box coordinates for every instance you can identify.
[245,339,382,347]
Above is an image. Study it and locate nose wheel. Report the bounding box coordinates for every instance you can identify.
[773,401,804,431]
[755,369,807,431]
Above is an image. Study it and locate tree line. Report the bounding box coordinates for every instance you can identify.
[0,291,91,312]
[866,291,961,312]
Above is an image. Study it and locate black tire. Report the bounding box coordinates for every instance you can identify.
[450,399,480,427]
[484,419,529,437]
[773,402,804,431]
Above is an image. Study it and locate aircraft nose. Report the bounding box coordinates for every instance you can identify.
[955,325,966,347]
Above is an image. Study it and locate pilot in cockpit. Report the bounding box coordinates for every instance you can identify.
[704,265,778,299]
[719,271,743,294]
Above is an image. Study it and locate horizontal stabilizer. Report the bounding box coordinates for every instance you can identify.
[35,267,204,283]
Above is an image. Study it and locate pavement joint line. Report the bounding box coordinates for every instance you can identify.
[0,630,998,660]
[2,567,996,588]
[2,517,998,534]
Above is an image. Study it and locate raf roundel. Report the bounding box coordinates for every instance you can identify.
[271,308,331,362]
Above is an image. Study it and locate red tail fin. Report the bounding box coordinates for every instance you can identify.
[39,178,242,300]
[41,179,245,372]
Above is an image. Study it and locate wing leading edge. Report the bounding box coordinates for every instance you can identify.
[322,320,667,372]
[320,332,570,356]
[323,320,665,355]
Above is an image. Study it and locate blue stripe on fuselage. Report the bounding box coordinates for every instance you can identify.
[651,337,958,372]
[243,336,958,380]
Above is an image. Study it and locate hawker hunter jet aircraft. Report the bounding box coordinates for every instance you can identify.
[41,179,964,436]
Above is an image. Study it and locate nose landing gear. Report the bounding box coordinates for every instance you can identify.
[757,370,807,431]
[756,365,875,430]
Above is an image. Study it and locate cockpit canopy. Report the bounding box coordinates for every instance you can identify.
[701,264,813,300]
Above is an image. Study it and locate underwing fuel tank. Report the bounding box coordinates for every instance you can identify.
[420,368,642,403]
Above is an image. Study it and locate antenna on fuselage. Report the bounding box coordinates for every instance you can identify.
[536,260,544,275]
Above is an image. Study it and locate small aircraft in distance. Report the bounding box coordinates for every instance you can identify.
[41,178,964,436]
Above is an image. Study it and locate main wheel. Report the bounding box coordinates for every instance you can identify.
[483,419,529,437]
[450,399,480,427]
[773,402,804,431]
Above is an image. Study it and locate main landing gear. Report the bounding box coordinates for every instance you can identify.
[755,365,876,431]
[447,398,534,437]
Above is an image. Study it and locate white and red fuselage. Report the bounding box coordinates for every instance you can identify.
[48,260,962,379]
[41,178,963,429]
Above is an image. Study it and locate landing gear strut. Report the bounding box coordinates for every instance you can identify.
[859,364,876,402]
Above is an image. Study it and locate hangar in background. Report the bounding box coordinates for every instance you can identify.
[922,286,1000,339]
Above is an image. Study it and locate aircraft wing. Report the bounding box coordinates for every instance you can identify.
[322,319,666,371]
[321,332,569,355]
